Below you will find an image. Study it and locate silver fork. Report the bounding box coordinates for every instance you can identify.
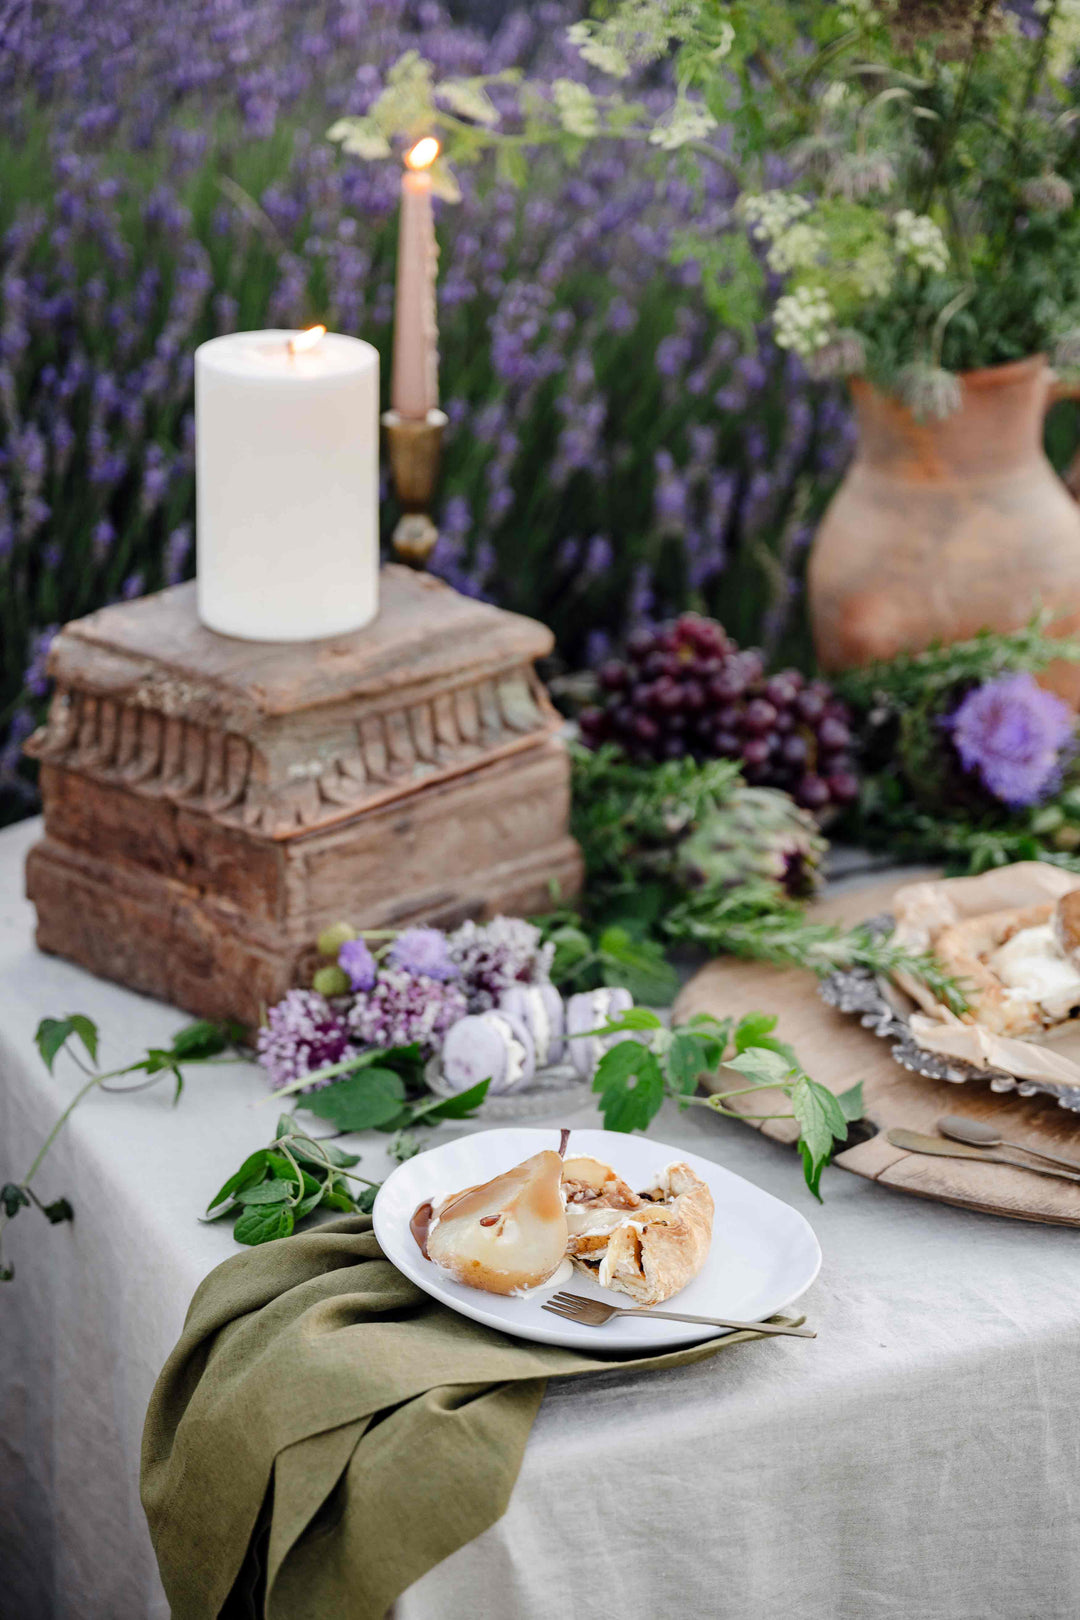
[541,1291,816,1339]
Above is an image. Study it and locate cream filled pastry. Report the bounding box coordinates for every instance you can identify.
[932,895,1080,1037]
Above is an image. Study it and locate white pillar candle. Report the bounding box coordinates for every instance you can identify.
[195,328,379,642]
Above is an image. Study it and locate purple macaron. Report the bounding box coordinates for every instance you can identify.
[498,984,566,1068]
[565,987,634,1080]
[440,1010,536,1096]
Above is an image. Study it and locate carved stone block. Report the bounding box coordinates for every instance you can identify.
[25,566,583,1027]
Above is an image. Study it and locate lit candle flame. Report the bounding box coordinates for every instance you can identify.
[405,137,440,172]
[288,324,327,355]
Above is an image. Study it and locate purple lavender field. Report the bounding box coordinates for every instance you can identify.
[0,0,853,823]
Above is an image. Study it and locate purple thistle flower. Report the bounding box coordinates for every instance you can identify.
[256,989,359,1092]
[338,937,377,992]
[949,674,1074,807]
[348,970,467,1056]
[387,926,457,982]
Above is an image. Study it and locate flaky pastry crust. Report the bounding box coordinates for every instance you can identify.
[562,1160,714,1306]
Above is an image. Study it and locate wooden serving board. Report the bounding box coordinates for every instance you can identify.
[674,872,1080,1226]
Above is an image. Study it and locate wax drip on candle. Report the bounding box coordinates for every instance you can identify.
[288,324,327,357]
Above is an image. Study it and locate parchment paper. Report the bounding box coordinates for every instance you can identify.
[891,862,1080,1084]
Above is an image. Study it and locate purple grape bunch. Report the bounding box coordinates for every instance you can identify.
[578,613,860,813]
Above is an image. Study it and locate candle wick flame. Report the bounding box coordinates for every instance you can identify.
[288,324,327,355]
[405,137,440,172]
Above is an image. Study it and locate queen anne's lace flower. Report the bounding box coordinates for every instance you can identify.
[852,243,895,299]
[256,990,359,1091]
[949,673,1075,807]
[765,220,827,274]
[648,99,718,151]
[741,191,812,243]
[894,209,949,274]
[773,286,835,357]
[553,79,599,138]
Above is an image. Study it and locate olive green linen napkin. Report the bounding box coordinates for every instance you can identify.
[142,1215,793,1620]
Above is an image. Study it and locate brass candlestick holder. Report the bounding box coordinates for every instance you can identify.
[381,407,447,569]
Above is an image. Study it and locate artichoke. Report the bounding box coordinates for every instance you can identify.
[674,783,827,900]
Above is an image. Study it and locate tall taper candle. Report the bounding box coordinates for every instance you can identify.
[391,137,440,420]
[195,327,379,642]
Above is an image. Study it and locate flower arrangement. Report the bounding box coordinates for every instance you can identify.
[352,2,1080,417]
[257,918,553,1094]
[836,616,1080,867]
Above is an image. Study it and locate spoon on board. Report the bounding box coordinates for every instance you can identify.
[937,1114,1080,1175]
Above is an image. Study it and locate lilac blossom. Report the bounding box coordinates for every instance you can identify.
[949,674,1075,807]
[447,916,555,1011]
[348,970,467,1057]
[256,989,360,1092]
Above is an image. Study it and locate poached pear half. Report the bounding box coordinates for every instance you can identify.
[421,1149,568,1295]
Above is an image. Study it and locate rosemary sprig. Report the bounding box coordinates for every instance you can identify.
[833,614,1080,713]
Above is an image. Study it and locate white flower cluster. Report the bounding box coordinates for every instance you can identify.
[773,286,835,357]
[649,98,718,150]
[553,78,600,138]
[894,210,949,274]
[765,220,827,273]
[741,191,812,243]
[567,21,630,78]
[852,242,895,299]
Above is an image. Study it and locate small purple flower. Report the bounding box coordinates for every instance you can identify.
[949,673,1074,807]
[256,989,359,1091]
[387,926,456,982]
[338,937,377,992]
[447,916,555,1011]
[349,970,467,1056]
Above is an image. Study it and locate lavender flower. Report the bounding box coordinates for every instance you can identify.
[349,970,467,1056]
[256,989,359,1092]
[387,926,457,982]
[447,916,555,1011]
[949,674,1075,807]
[338,937,377,992]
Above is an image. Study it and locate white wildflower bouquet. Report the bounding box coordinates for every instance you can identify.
[330,1,1080,418]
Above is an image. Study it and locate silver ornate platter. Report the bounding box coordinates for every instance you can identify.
[424,1057,590,1121]
[818,913,1080,1115]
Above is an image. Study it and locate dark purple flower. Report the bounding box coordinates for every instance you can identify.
[256,989,359,1091]
[338,937,377,992]
[387,926,457,982]
[447,916,554,1011]
[949,674,1074,807]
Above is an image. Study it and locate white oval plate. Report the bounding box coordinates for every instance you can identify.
[373,1127,821,1351]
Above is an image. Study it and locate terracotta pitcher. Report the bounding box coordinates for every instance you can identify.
[808,355,1080,704]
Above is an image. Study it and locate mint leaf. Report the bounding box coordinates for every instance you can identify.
[298,1068,407,1131]
[354,1185,378,1214]
[546,923,594,986]
[35,1015,99,1074]
[288,1134,360,1170]
[592,1041,666,1133]
[206,1149,269,1213]
[296,1185,327,1220]
[235,1179,293,1205]
[233,1203,295,1245]
[42,1197,74,1224]
[323,1187,361,1213]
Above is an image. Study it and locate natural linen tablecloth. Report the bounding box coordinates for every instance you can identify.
[142,1214,785,1620]
[6,816,1080,1620]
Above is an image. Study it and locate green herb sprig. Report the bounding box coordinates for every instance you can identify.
[584,1010,864,1201]
[1,1014,243,1280]
[204,1117,381,1245]
[263,1044,491,1134]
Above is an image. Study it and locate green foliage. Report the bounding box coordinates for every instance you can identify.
[581,1006,865,1200]
[558,744,967,1011]
[206,1115,384,1246]
[1,1015,243,1280]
